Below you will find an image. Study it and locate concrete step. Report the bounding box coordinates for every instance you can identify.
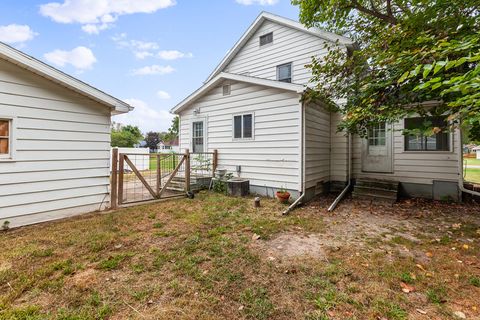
[355,179,399,191]
[352,192,397,203]
[353,186,398,199]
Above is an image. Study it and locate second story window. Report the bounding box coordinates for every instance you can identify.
[259,32,273,46]
[277,63,292,83]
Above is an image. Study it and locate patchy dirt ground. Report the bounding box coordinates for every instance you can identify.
[0,192,479,319]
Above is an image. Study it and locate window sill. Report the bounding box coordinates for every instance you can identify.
[402,150,453,154]
[232,138,254,142]
[0,158,16,162]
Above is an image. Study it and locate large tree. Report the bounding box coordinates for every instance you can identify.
[144,131,160,150]
[111,124,143,148]
[293,0,480,139]
[163,116,179,142]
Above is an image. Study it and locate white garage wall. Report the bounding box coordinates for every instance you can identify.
[0,59,112,227]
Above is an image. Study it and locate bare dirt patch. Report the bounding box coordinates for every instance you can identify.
[256,233,328,260]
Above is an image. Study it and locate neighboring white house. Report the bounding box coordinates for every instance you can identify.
[0,42,132,228]
[172,12,462,201]
[474,147,480,160]
[157,138,179,153]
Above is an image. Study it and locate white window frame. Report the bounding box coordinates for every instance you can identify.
[232,113,255,141]
[190,115,208,153]
[0,116,16,161]
[402,116,453,153]
[276,62,293,83]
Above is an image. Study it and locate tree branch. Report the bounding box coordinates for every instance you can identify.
[351,0,398,25]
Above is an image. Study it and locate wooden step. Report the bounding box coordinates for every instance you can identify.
[355,179,399,191]
[352,178,399,203]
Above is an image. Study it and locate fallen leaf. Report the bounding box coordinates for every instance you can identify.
[416,309,427,315]
[462,244,470,250]
[252,234,261,241]
[426,252,433,257]
[400,282,415,293]
[416,264,426,271]
[453,311,466,319]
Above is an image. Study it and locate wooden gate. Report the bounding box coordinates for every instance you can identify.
[110,149,217,208]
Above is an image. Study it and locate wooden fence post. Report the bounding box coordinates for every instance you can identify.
[212,149,218,177]
[156,154,161,196]
[118,153,125,205]
[185,149,191,192]
[111,148,118,209]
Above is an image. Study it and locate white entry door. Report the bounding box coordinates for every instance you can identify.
[192,121,204,153]
[361,123,393,173]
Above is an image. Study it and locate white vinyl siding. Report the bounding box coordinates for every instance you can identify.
[179,80,301,191]
[0,58,111,227]
[330,116,460,185]
[224,20,330,85]
[304,103,331,190]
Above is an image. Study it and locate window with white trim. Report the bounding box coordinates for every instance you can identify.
[277,63,292,83]
[404,116,450,151]
[0,119,11,158]
[233,114,253,139]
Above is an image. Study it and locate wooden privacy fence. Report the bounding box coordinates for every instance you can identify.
[111,149,218,208]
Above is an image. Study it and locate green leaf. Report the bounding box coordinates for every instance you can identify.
[398,71,410,84]
[432,83,442,90]
[445,61,457,70]
[423,64,433,78]
[433,61,446,74]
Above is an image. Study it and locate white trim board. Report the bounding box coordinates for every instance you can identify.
[205,11,355,83]
[171,72,305,114]
[0,42,132,115]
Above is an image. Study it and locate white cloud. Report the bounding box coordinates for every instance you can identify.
[114,98,173,132]
[157,90,171,99]
[132,65,175,76]
[44,46,97,70]
[0,24,38,44]
[157,50,193,60]
[112,34,160,59]
[39,0,176,34]
[236,0,278,4]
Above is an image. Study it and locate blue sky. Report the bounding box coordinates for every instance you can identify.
[0,0,299,132]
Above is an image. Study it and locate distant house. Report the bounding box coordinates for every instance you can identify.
[0,42,132,228]
[157,137,179,153]
[473,147,480,160]
[172,12,462,202]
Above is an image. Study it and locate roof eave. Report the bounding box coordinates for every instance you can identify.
[171,72,304,114]
[0,42,132,114]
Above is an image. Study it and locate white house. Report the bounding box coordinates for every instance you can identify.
[172,12,462,202]
[157,138,179,153]
[474,147,480,160]
[0,42,132,228]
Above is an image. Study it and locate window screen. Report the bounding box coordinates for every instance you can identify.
[234,116,242,139]
[0,120,10,155]
[277,63,292,83]
[404,116,449,151]
[259,32,273,46]
[233,114,253,139]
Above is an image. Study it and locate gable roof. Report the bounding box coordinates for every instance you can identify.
[0,42,132,115]
[205,11,354,83]
[171,72,304,114]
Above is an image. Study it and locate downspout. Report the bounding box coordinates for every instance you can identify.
[457,128,480,198]
[283,100,306,215]
[328,133,352,212]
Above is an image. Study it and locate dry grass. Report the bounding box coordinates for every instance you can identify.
[0,192,479,319]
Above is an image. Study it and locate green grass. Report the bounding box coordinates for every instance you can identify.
[1,193,479,319]
[465,168,480,183]
[465,158,480,166]
[149,154,178,171]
